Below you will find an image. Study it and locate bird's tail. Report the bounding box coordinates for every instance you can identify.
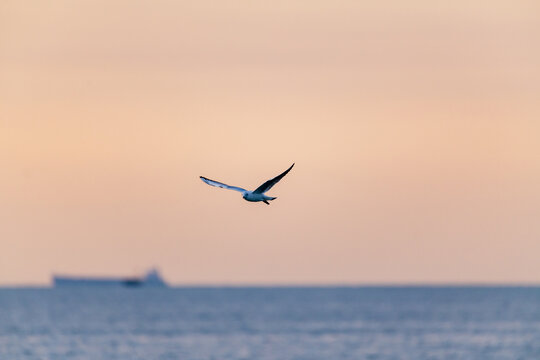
[268,197,277,201]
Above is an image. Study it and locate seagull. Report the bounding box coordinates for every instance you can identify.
[200,163,294,205]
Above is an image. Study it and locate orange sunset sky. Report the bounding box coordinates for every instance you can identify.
[1,1,539,286]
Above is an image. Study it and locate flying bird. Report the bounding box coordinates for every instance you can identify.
[200,163,294,205]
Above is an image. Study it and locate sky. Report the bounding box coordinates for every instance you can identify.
[1,0,539,286]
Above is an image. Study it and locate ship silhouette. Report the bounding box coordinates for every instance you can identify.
[53,268,168,288]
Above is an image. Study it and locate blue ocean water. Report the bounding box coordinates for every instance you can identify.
[1,287,539,360]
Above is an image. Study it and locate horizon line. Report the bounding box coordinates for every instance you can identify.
[2,282,540,289]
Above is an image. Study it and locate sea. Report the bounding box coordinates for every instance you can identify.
[1,287,539,360]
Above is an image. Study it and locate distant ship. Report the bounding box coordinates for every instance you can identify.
[53,268,168,288]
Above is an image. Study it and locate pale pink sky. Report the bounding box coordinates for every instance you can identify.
[1,1,539,285]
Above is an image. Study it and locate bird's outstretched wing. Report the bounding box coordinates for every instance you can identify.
[253,163,294,194]
[200,176,247,193]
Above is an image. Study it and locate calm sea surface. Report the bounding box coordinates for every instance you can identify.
[1,287,539,360]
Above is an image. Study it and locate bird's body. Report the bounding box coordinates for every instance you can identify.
[200,163,294,205]
[243,192,276,203]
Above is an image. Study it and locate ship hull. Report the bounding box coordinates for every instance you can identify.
[53,269,168,288]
